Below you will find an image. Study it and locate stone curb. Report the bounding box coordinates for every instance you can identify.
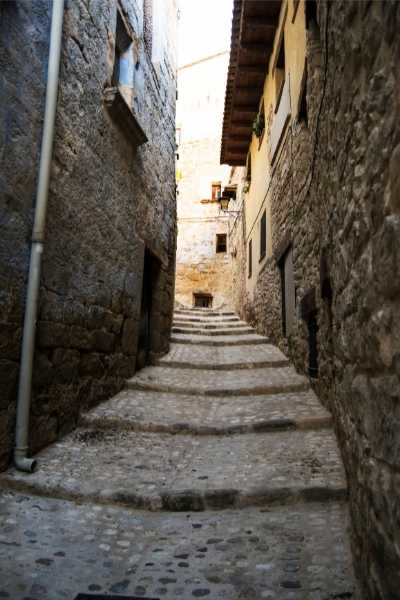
[0,477,347,513]
[152,358,290,370]
[79,414,333,435]
[126,380,310,397]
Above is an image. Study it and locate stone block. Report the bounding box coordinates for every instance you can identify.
[121,318,138,355]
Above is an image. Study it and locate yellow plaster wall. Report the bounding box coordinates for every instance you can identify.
[242,0,306,299]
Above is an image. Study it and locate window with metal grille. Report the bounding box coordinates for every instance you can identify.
[260,210,266,260]
[216,233,227,253]
[248,239,252,278]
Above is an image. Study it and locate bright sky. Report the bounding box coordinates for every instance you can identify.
[177,0,233,67]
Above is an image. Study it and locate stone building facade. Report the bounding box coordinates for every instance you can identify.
[222,1,400,598]
[175,52,232,310]
[0,0,177,470]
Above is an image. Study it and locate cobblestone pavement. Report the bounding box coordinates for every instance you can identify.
[0,491,355,600]
[0,307,357,598]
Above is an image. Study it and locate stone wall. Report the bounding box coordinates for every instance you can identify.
[0,0,177,470]
[230,2,400,597]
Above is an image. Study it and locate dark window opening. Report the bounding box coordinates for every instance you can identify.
[194,293,212,308]
[305,0,318,30]
[275,32,286,109]
[212,182,222,201]
[307,311,319,378]
[248,239,252,278]
[260,210,267,261]
[143,0,153,56]
[246,152,252,183]
[298,62,308,125]
[216,233,227,253]
[278,245,295,337]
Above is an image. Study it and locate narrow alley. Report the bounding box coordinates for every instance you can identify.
[1,0,399,598]
[0,307,356,599]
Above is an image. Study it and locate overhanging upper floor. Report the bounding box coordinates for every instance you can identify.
[220,0,281,166]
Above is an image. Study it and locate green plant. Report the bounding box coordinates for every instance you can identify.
[243,181,250,194]
[252,112,265,138]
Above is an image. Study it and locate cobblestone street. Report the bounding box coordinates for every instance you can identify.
[0,309,357,599]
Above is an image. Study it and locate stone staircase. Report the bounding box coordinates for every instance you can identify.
[0,307,357,598]
[1,307,347,511]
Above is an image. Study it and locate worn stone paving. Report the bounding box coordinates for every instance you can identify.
[1,428,345,510]
[155,342,289,369]
[0,491,356,600]
[0,307,357,598]
[80,389,332,434]
[127,365,309,396]
[172,332,270,346]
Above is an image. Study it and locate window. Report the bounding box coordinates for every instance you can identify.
[298,62,308,125]
[278,245,295,336]
[113,10,132,86]
[305,0,318,30]
[260,210,267,260]
[248,239,252,278]
[245,151,252,192]
[211,182,222,201]
[216,233,227,254]
[274,32,286,111]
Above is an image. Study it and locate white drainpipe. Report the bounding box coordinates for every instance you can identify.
[14,0,64,472]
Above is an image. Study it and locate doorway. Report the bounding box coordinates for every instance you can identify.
[279,245,296,336]
[193,293,212,308]
[137,248,161,370]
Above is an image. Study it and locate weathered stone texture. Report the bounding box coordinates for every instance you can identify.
[0,1,176,470]
[231,2,400,597]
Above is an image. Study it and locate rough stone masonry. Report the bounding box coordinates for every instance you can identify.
[229,2,400,598]
[0,0,177,469]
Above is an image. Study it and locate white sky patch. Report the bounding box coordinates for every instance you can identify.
[177,0,233,67]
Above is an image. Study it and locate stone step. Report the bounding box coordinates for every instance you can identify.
[172,326,254,336]
[155,342,289,370]
[126,366,310,396]
[174,309,236,317]
[173,315,241,324]
[173,320,246,330]
[171,333,270,346]
[0,428,346,511]
[79,389,332,435]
